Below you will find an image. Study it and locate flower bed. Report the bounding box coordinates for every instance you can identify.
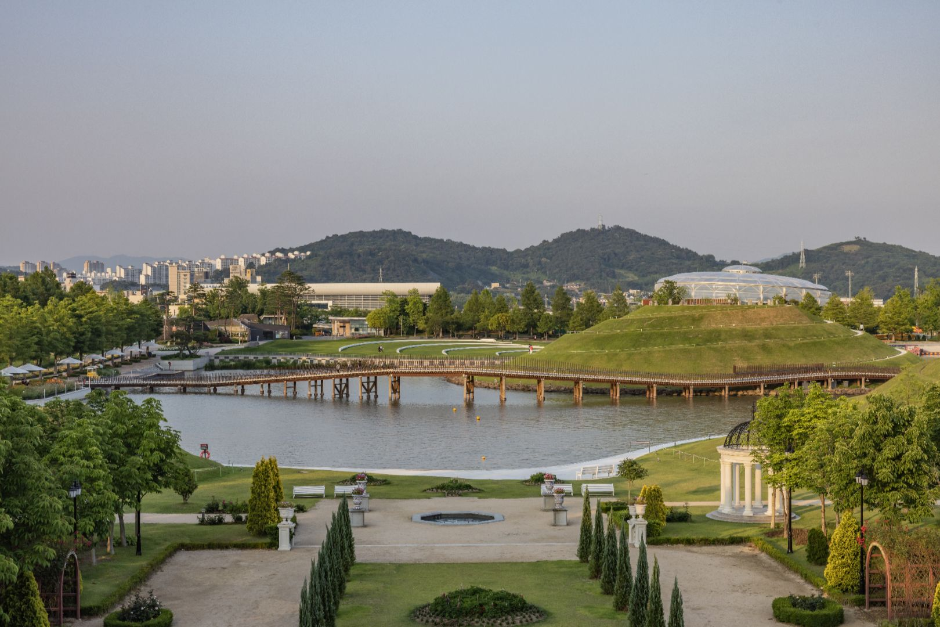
[104,609,173,627]
[411,586,545,626]
[103,591,174,627]
[424,479,482,497]
[337,472,391,486]
[771,595,844,627]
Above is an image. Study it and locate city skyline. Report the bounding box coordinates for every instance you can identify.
[2,2,940,264]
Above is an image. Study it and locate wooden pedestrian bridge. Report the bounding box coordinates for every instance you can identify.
[86,355,900,403]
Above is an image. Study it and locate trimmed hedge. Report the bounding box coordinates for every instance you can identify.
[771,596,843,627]
[648,536,752,546]
[81,542,268,616]
[104,608,174,627]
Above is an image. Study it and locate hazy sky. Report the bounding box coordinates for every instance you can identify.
[2,2,939,266]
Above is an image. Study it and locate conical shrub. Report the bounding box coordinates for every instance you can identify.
[317,545,336,627]
[668,576,684,627]
[0,570,49,627]
[577,492,592,563]
[299,577,310,627]
[648,555,666,627]
[628,539,649,627]
[247,457,277,535]
[589,502,605,579]
[268,456,284,503]
[824,514,861,592]
[601,517,618,594]
[613,525,632,611]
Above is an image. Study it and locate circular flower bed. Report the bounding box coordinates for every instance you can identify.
[771,595,843,627]
[337,473,391,486]
[423,479,482,497]
[412,586,545,626]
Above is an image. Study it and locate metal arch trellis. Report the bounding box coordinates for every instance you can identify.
[37,549,81,625]
[867,541,940,620]
[723,421,752,448]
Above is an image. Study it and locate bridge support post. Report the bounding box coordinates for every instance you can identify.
[686,385,694,398]
[724,386,729,397]
[260,384,264,396]
[212,386,217,394]
[647,384,657,399]
[573,380,583,403]
[610,382,620,402]
[308,380,312,398]
[759,383,765,396]
[536,379,545,403]
[333,378,349,400]
[293,381,297,398]
[240,385,245,395]
[389,375,400,401]
[499,377,506,403]
[360,377,377,400]
[284,382,288,398]
[463,375,474,403]
[267,383,271,397]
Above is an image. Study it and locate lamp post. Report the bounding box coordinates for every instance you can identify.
[68,480,82,540]
[785,444,794,554]
[856,470,869,595]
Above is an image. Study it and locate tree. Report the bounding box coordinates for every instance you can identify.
[589,503,604,579]
[247,457,278,535]
[268,456,284,503]
[916,280,940,336]
[0,569,50,627]
[0,391,68,588]
[806,528,829,565]
[879,286,915,339]
[520,282,545,334]
[749,386,816,502]
[613,525,631,611]
[821,293,850,326]
[790,386,842,535]
[551,287,573,333]
[577,291,605,328]
[536,312,554,339]
[628,539,649,627]
[577,492,592,563]
[606,285,629,319]
[616,459,649,501]
[648,556,666,627]
[798,292,821,316]
[638,484,667,537]
[461,290,484,335]
[601,518,617,594]
[668,577,684,627]
[823,514,861,593]
[847,287,879,331]
[171,465,198,504]
[272,271,310,333]
[652,280,686,306]
[426,286,454,338]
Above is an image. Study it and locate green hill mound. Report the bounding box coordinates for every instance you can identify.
[859,358,940,405]
[535,305,917,374]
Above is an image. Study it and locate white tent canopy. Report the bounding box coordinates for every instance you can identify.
[57,357,83,365]
[105,349,124,357]
[1,366,30,377]
[19,364,45,373]
[85,354,105,361]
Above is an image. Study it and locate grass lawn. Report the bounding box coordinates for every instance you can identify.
[81,523,265,614]
[219,338,543,358]
[337,562,627,626]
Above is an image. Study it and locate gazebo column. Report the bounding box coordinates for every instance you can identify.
[719,460,733,513]
[743,461,754,516]
[732,463,739,508]
[754,464,763,508]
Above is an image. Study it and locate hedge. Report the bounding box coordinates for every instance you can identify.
[648,536,752,546]
[771,597,844,627]
[81,541,268,616]
[104,608,174,627]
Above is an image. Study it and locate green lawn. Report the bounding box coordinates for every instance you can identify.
[81,523,264,613]
[218,338,542,358]
[337,561,627,626]
[534,305,915,373]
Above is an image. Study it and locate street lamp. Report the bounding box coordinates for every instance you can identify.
[785,444,794,554]
[856,470,869,595]
[68,480,82,540]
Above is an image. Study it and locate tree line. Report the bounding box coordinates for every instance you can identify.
[819,279,940,337]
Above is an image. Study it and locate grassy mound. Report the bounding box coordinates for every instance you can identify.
[857,358,940,405]
[535,305,915,374]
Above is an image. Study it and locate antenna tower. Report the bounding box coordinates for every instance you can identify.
[812,272,822,285]
[379,266,383,282]
[799,241,806,269]
[598,214,604,230]
[915,266,919,295]
[845,270,854,298]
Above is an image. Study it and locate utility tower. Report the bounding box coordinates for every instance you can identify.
[812,272,822,285]
[597,214,604,230]
[915,266,919,295]
[379,266,383,282]
[845,270,854,298]
[799,241,806,269]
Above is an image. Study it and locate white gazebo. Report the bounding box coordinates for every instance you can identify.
[707,421,796,523]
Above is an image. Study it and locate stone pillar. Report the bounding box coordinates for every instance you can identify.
[552,508,568,526]
[743,462,754,516]
[732,463,739,508]
[633,518,648,548]
[719,460,727,512]
[754,464,763,508]
[720,460,733,513]
[277,520,292,551]
[350,510,365,527]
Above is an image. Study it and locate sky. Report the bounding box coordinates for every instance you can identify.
[1,1,939,266]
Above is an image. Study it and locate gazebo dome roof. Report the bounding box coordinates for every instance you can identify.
[723,421,752,448]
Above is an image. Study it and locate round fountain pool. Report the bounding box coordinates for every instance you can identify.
[412,511,504,525]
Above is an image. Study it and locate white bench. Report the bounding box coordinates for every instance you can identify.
[576,465,616,480]
[293,486,325,498]
[541,483,574,496]
[580,483,615,496]
[334,485,356,497]
[597,465,615,477]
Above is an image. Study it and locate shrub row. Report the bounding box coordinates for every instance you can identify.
[647,536,752,546]
[103,608,174,627]
[81,542,268,616]
[771,596,844,627]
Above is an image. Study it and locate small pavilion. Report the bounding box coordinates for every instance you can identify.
[707,421,792,523]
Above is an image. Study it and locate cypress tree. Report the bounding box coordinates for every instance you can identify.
[299,577,310,627]
[648,556,666,627]
[269,456,285,503]
[310,559,324,627]
[628,539,649,627]
[577,492,592,562]
[317,545,336,627]
[589,502,605,579]
[613,525,632,611]
[326,522,345,600]
[601,518,618,594]
[247,457,277,535]
[668,576,684,627]
[343,497,356,567]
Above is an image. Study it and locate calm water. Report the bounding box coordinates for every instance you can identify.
[132,378,752,470]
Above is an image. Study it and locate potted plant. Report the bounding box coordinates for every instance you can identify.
[543,473,556,491]
[552,486,565,508]
[355,473,368,491]
[635,497,646,519]
[351,486,365,510]
[277,501,295,521]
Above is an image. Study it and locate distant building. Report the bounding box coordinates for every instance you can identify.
[19,261,36,274]
[168,264,191,297]
[329,317,382,337]
[84,260,105,274]
[215,257,238,271]
[655,265,831,305]
[141,262,169,285]
[248,282,439,311]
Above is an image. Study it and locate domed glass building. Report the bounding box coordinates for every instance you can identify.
[655,265,831,305]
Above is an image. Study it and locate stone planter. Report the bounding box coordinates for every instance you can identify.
[553,494,565,509]
[350,509,365,527]
[552,508,568,526]
[350,494,370,512]
[356,480,368,492]
[278,507,295,522]
[544,479,555,491]
[635,503,646,518]
[628,504,637,517]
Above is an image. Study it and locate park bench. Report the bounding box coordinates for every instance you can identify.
[597,464,615,477]
[575,466,599,480]
[334,485,356,497]
[540,483,573,496]
[580,483,615,497]
[292,486,325,498]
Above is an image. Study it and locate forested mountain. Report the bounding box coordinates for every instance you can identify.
[758,239,939,299]
[263,226,727,293]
